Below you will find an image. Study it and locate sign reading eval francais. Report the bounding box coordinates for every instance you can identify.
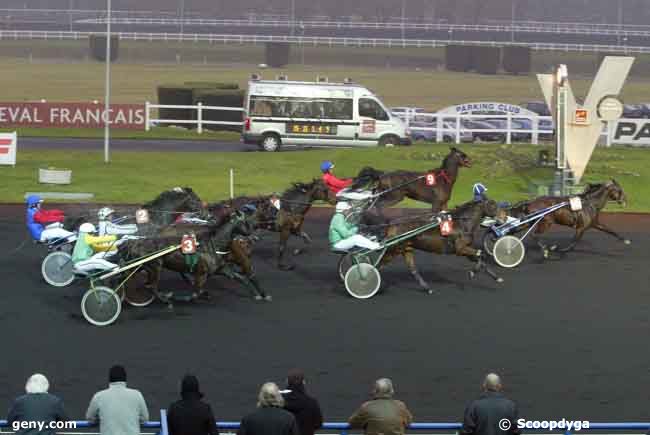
[0,102,145,129]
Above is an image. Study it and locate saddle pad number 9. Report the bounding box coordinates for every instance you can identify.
[425,173,436,186]
[181,234,198,254]
[135,209,149,224]
[440,218,454,236]
[569,197,582,211]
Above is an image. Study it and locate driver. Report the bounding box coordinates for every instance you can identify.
[97,207,139,236]
[321,161,352,195]
[473,183,488,202]
[329,202,382,251]
[25,195,75,242]
[71,223,119,274]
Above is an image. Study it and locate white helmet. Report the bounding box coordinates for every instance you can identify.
[79,223,96,233]
[97,207,115,220]
[336,201,351,212]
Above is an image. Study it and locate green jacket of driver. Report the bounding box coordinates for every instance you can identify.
[329,212,359,246]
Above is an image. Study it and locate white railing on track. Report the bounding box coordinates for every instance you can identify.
[1,30,649,53]
[145,102,243,134]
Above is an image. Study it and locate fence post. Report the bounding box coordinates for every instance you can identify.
[197,102,203,134]
[506,113,512,144]
[455,115,460,144]
[436,115,442,143]
[532,116,539,145]
[145,101,150,132]
[230,169,234,199]
[606,120,613,147]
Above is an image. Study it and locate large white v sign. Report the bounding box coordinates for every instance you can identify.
[537,56,634,182]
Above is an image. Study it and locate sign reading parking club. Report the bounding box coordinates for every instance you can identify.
[0,132,17,166]
[0,102,146,129]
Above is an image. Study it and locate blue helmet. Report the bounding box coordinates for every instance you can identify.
[241,204,257,214]
[473,183,487,196]
[320,161,334,173]
[26,195,42,207]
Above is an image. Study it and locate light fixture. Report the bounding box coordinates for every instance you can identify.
[555,64,568,86]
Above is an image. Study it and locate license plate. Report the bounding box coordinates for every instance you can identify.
[287,123,337,135]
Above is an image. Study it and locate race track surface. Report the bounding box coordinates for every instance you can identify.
[1,208,649,422]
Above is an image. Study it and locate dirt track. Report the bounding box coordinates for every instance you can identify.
[1,206,649,422]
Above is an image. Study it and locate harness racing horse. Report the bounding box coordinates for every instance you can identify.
[118,210,268,305]
[209,179,330,270]
[63,187,206,231]
[508,179,629,257]
[370,199,505,294]
[349,147,472,212]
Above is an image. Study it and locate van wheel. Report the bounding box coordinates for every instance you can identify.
[378,135,399,147]
[260,133,281,152]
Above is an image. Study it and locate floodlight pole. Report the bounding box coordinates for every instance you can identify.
[401,0,406,40]
[104,0,111,163]
[555,65,568,196]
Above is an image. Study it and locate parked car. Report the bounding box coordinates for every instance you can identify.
[521,101,551,116]
[461,119,508,142]
[623,104,645,118]
[390,107,426,121]
[409,120,473,143]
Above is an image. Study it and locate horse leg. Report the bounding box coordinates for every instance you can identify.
[455,241,503,283]
[592,221,631,245]
[192,265,210,300]
[403,249,435,295]
[555,227,586,254]
[277,226,294,270]
[146,261,173,307]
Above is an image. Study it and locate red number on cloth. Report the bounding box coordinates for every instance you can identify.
[440,219,454,236]
[425,173,436,186]
[181,234,197,254]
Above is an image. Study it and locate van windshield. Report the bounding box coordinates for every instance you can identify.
[249,95,353,120]
[359,98,389,121]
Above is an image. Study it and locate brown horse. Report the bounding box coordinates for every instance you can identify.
[370,199,505,294]
[209,179,330,270]
[348,147,472,211]
[507,179,629,257]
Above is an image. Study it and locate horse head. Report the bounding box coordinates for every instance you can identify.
[607,179,627,207]
[446,147,472,168]
[310,179,331,202]
[146,187,206,225]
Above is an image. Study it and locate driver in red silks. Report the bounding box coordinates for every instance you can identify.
[320,160,352,195]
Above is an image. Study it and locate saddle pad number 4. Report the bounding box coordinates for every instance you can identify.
[425,173,436,186]
[440,218,454,236]
[181,234,198,254]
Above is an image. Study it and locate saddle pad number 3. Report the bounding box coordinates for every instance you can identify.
[181,234,197,254]
[425,173,436,186]
[440,219,454,236]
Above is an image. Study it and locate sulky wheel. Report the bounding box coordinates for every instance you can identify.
[41,251,75,287]
[337,252,371,283]
[344,263,382,299]
[81,286,122,327]
[492,235,525,268]
[482,231,499,256]
[123,271,156,307]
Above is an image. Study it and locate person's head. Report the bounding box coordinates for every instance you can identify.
[482,373,502,392]
[320,160,334,174]
[335,201,351,215]
[372,378,394,399]
[257,382,284,408]
[26,195,43,209]
[180,374,203,399]
[79,222,97,234]
[287,368,305,389]
[473,183,488,201]
[109,365,127,383]
[97,207,115,221]
[25,374,49,394]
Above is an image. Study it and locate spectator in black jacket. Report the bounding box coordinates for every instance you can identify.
[282,369,323,435]
[238,382,300,435]
[167,375,218,435]
[461,373,520,435]
[7,373,68,435]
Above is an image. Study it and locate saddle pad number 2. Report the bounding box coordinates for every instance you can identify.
[425,173,436,186]
[440,219,454,236]
[181,234,198,254]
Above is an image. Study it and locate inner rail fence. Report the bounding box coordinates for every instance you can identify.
[1,414,650,435]
[1,30,649,53]
[144,103,640,147]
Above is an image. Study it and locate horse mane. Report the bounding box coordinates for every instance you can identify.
[450,199,483,217]
[283,179,318,199]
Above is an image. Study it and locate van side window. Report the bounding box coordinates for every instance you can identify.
[249,96,353,120]
[359,98,389,121]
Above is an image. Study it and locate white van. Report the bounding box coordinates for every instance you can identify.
[242,79,411,151]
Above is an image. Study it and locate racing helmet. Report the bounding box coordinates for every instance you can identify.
[336,201,351,212]
[26,195,43,207]
[320,161,334,173]
[79,223,97,233]
[240,204,257,214]
[97,207,115,220]
[473,183,488,197]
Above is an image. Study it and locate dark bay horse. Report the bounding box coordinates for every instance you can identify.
[63,186,206,231]
[118,210,268,304]
[508,179,629,257]
[209,179,330,270]
[372,199,505,294]
[348,147,472,211]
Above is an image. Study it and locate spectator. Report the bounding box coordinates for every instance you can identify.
[238,382,299,435]
[460,373,520,435]
[282,369,323,435]
[85,365,149,435]
[348,378,413,435]
[7,373,68,435]
[167,374,218,435]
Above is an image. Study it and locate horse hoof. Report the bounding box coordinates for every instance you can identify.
[254,295,263,301]
[549,245,558,251]
[468,271,475,280]
[425,288,436,295]
[496,277,504,283]
[264,295,273,302]
[278,264,295,271]
[624,239,631,245]
[543,249,550,259]
[292,248,302,256]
